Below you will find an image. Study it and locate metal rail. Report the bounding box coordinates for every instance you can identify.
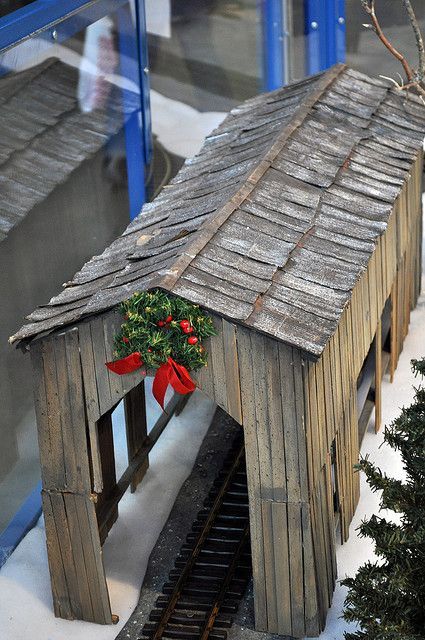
[141,434,250,640]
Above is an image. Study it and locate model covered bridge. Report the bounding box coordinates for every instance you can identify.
[11,64,425,637]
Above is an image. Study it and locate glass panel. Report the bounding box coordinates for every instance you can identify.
[346,0,425,77]
[0,2,143,534]
[145,0,262,185]
[0,1,35,19]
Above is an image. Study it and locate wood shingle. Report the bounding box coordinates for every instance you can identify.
[10,64,425,359]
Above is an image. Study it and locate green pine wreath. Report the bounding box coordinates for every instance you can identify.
[113,290,217,371]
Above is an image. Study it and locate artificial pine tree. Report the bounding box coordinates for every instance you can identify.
[342,358,425,640]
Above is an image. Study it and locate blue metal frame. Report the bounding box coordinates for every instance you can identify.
[261,0,285,91]
[118,3,147,219]
[0,482,42,569]
[0,0,151,564]
[305,0,345,75]
[0,0,128,52]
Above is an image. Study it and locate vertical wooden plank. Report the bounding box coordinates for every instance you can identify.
[236,326,267,630]
[314,357,327,476]
[261,501,278,633]
[368,251,378,339]
[72,493,112,624]
[278,344,301,504]
[287,503,305,638]
[30,340,54,488]
[302,502,321,637]
[194,336,215,401]
[292,348,309,503]
[210,317,228,413]
[103,311,124,404]
[222,319,243,424]
[321,345,334,451]
[78,321,103,492]
[79,320,101,423]
[375,319,382,433]
[52,329,92,494]
[52,332,78,491]
[90,317,112,416]
[310,487,328,629]
[40,338,66,489]
[50,491,95,621]
[265,338,287,502]
[390,281,398,382]
[324,453,337,580]
[41,491,73,620]
[271,501,292,636]
[302,358,316,493]
[124,380,149,492]
[251,332,273,501]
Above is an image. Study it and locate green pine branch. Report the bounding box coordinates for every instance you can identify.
[112,289,217,371]
[342,358,425,640]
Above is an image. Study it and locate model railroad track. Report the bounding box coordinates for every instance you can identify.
[140,433,251,640]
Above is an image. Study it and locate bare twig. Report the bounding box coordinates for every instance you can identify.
[361,0,425,100]
[401,0,425,78]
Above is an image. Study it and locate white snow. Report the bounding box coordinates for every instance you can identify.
[150,89,226,158]
[0,386,216,640]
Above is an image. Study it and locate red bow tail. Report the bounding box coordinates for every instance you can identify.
[106,352,144,375]
[152,357,196,409]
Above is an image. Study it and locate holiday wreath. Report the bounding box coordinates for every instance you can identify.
[106,290,217,408]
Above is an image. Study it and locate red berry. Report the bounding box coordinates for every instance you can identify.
[122,336,129,344]
[179,319,190,329]
[183,326,193,334]
[148,348,152,353]
[157,320,165,327]
[166,314,173,323]
[188,335,198,345]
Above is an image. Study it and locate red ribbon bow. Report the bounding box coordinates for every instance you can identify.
[152,357,196,409]
[106,353,196,409]
[106,352,144,375]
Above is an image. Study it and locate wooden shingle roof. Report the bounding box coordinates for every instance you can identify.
[11,64,425,357]
[0,58,133,242]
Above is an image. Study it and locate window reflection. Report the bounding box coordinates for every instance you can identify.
[346,0,425,77]
[0,4,141,532]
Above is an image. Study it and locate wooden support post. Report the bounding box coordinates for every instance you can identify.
[31,331,113,624]
[96,411,118,543]
[42,490,113,624]
[237,326,321,637]
[124,380,149,493]
[375,320,382,433]
[390,282,398,383]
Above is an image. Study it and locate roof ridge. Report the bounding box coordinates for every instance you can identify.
[152,64,348,292]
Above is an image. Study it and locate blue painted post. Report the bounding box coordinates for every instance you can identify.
[335,0,346,64]
[262,0,285,91]
[135,0,152,165]
[117,3,148,220]
[305,0,346,75]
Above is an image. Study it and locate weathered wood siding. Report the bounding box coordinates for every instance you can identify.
[29,310,150,623]
[300,150,422,633]
[194,153,422,637]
